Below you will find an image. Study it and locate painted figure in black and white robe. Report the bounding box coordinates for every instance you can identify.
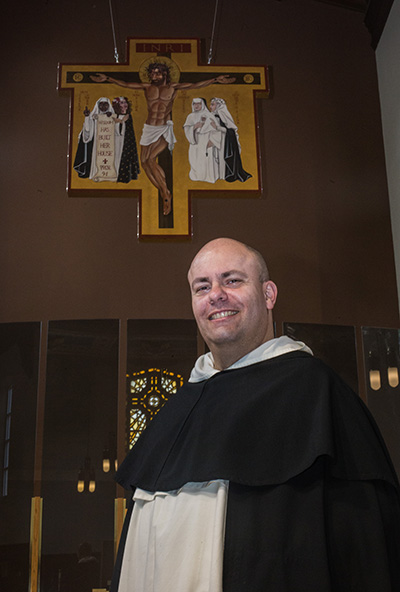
[112,97,140,183]
[183,98,226,183]
[73,97,118,182]
[210,97,252,183]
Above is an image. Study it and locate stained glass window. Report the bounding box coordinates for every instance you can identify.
[128,368,183,447]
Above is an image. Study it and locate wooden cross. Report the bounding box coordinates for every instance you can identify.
[58,38,269,239]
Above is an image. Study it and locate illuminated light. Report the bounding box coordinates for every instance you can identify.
[89,466,96,493]
[103,446,111,473]
[77,457,96,493]
[77,467,85,492]
[388,366,399,388]
[369,369,381,391]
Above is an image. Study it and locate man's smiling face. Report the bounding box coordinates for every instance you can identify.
[188,239,277,369]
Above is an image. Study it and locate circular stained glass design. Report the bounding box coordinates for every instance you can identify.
[148,395,160,407]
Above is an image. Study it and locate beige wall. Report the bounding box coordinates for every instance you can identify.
[376,0,400,313]
[1,0,398,330]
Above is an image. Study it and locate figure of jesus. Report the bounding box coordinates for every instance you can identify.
[91,63,235,215]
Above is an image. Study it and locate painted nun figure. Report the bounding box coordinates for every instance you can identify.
[183,98,226,183]
[73,97,118,182]
[112,96,140,183]
[210,97,252,183]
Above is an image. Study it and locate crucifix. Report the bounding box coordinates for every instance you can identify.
[58,38,269,239]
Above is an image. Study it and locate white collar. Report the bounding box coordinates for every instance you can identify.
[189,335,313,383]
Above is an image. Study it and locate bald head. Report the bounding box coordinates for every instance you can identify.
[188,238,270,285]
[187,238,277,369]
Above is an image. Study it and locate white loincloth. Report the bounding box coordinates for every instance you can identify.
[140,120,176,152]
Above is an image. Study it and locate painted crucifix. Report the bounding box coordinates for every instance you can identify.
[91,64,235,215]
[58,38,269,239]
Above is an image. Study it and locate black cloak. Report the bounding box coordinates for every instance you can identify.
[112,351,400,591]
[215,114,252,183]
[116,114,140,183]
[73,135,94,178]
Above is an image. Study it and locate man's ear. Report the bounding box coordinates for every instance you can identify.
[263,281,278,310]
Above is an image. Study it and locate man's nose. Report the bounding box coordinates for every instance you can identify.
[208,283,227,304]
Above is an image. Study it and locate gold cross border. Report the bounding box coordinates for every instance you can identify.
[58,38,269,239]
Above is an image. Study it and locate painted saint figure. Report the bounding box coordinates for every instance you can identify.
[183,98,226,183]
[91,64,235,214]
[73,97,118,182]
[210,97,252,183]
[112,97,140,183]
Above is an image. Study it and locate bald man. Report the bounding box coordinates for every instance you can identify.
[112,238,400,592]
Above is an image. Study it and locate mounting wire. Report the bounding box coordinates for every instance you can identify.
[109,0,120,63]
[207,0,220,64]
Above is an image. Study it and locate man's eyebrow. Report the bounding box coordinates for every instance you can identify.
[221,270,247,278]
[191,270,247,287]
[191,276,210,287]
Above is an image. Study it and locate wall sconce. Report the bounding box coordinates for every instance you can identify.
[77,456,96,493]
[364,328,400,392]
[102,448,111,473]
[102,449,118,472]
[103,432,118,473]
[368,350,381,391]
[77,468,85,493]
[88,471,96,493]
[386,345,399,388]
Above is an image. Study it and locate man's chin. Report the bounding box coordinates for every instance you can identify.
[205,331,239,348]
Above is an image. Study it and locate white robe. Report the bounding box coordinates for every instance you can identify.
[183,99,226,183]
[79,97,118,182]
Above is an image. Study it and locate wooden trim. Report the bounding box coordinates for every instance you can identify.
[355,326,367,404]
[114,497,126,559]
[33,321,49,496]
[116,319,127,500]
[29,496,43,592]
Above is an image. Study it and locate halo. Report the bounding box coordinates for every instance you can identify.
[139,56,181,84]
